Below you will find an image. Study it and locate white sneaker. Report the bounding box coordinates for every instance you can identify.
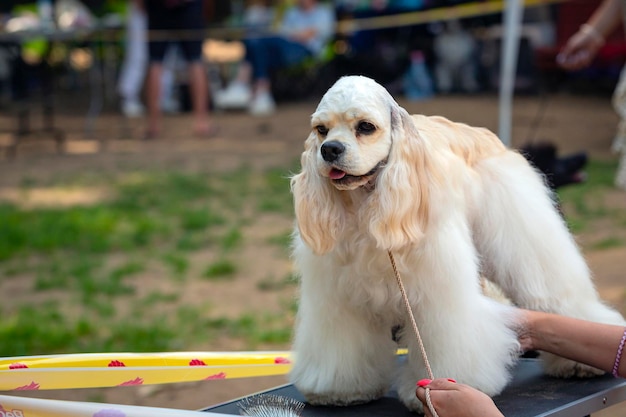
[249,92,275,116]
[214,83,252,109]
[122,100,144,118]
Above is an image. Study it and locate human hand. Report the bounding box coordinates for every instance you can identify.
[557,24,605,71]
[415,378,504,417]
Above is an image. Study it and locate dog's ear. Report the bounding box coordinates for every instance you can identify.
[291,132,345,255]
[367,103,429,250]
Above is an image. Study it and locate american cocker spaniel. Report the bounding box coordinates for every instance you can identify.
[288,75,625,412]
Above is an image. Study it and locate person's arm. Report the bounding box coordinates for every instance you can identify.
[558,0,623,70]
[584,0,623,39]
[416,310,626,416]
[520,309,626,377]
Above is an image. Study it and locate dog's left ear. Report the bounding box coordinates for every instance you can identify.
[367,103,430,250]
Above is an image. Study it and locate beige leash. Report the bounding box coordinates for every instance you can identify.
[388,250,440,417]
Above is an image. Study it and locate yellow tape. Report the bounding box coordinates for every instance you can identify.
[0,349,408,391]
[336,0,568,34]
[0,364,292,391]
[0,351,292,370]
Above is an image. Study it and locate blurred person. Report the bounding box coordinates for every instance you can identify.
[215,0,335,116]
[557,0,626,191]
[415,308,626,417]
[142,0,215,139]
[242,0,275,36]
[117,0,180,118]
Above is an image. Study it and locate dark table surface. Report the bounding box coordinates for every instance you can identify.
[203,359,626,416]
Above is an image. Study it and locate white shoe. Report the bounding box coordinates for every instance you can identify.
[122,100,144,118]
[214,83,252,109]
[249,92,275,116]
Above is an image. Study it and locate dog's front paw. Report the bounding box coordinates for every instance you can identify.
[397,387,424,413]
[400,392,424,414]
[543,354,605,378]
[290,351,393,407]
[301,388,386,407]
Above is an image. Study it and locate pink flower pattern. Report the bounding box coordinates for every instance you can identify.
[14,381,40,390]
[3,354,292,390]
[117,377,143,386]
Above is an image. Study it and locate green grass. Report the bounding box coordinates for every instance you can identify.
[0,166,297,356]
[1,158,623,357]
[161,252,190,280]
[557,160,626,249]
[257,273,298,291]
[203,258,237,280]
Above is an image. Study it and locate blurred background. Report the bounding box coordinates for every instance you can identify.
[0,0,625,415]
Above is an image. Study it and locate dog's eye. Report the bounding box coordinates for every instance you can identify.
[316,125,328,136]
[356,121,376,135]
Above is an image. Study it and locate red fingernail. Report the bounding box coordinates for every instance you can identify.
[417,379,432,387]
[447,378,457,383]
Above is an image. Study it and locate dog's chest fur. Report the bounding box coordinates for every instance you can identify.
[330,231,417,321]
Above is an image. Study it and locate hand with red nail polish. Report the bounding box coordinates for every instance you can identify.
[415,378,504,417]
[416,378,432,387]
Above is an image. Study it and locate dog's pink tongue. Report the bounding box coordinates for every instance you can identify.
[329,169,346,180]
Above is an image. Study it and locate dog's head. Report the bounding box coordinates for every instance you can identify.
[308,76,395,191]
[291,76,430,254]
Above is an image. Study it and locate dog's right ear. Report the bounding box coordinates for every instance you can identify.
[291,132,344,255]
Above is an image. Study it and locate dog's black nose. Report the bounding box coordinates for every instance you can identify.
[321,141,345,162]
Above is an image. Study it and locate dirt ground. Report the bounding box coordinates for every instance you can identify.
[1,90,626,415]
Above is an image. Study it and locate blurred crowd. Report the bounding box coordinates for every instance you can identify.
[0,1,623,134]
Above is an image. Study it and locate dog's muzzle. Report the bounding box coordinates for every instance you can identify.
[320,140,387,190]
[321,140,345,163]
[327,160,386,190]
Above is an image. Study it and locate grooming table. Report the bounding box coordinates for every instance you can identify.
[203,359,626,416]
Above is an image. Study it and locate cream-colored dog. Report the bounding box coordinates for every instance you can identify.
[288,75,625,411]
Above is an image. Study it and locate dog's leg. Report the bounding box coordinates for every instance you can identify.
[395,221,520,412]
[289,242,398,406]
[474,152,626,377]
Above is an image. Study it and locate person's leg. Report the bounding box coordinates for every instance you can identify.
[233,60,252,85]
[243,36,278,115]
[174,0,216,135]
[245,36,272,91]
[179,32,215,136]
[144,2,169,138]
[187,60,213,135]
[117,2,147,117]
[160,45,180,113]
[145,61,163,138]
[248,37,312,115]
